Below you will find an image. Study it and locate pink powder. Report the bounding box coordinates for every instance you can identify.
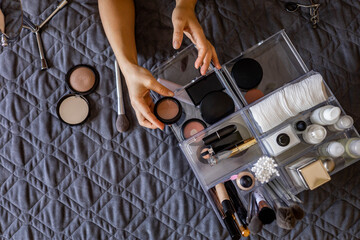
[156,99,179,120]
[183,120,205,139]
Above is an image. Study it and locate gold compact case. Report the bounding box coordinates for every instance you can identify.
[299,160,331,190]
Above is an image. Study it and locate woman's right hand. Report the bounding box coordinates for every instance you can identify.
[123,64,174,130]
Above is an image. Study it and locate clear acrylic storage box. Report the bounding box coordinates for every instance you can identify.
[152,30,360,230]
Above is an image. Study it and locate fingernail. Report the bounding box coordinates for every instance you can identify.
[168,91,174,96]
[173,41,180,49]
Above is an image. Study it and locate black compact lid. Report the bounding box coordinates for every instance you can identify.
[185,72,224,106]
[200,91,235,124]
[65,64,100,95]
[231,58,263,91]
[154,97,183,125]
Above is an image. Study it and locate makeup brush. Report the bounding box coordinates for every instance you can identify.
[224,181,250,237]
[248,215,263,234]
[271,179,305,220]
[291,204,305,220]
[253,189,276,225]
[248,195,263,234]
[224,181,248,227]
[114,60,130,132]
[209,188,241,240]
[265,184,296,230]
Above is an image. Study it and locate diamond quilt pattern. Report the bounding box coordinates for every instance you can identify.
[0,0,359,239]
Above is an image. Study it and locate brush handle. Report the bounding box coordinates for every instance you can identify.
[39,0,68,29]
[115,60,125,115]
[268,181,291,206]
[264,184,282,209]
[215,183,234,216]
[35,31,48,70]
[274,178,302,203]
[224,181,248,227]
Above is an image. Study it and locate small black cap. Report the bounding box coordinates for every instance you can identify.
[295,120,307,131]
[276,133,290,146]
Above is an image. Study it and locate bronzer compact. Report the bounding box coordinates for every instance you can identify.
[57,65,99,125]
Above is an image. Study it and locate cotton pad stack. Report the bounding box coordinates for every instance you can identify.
[249,73,327,133]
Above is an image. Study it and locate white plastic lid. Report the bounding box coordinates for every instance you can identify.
[349,140,360,157]
[336,115,354,129]
[327,142,345,157]
[323,107,341,121]
[311,125,327,140]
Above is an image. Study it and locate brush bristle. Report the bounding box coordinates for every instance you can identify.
[248,216,263,234]
[116,114,130,132]
[276,207,296,230]
[258,207,276,224]
[291,204,305,220]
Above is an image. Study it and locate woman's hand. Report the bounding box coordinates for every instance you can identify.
[123,64,174,130]
[172,1,221,75]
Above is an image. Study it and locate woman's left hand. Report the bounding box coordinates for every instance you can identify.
[172,1,221,75]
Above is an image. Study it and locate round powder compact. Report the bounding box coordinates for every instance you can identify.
[154,97,182,124]
[66,64,99,94]
[200,91,235,124]
[244,89,264,104]
[236,171,255,191]
[181,118,207,139]
[57,94,90,125]
[231,58,263,91]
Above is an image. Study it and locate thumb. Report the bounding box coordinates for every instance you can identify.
[149,80,174,97]
[172,18,185,49]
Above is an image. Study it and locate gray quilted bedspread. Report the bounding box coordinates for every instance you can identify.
[0,0,359,239]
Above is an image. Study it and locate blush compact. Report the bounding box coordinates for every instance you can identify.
[57,64,99,125]
[181,118,207,139]
[66,65,99,94]
[154,97,183,125]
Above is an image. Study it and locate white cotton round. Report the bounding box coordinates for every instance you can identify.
[249,73,327,133]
